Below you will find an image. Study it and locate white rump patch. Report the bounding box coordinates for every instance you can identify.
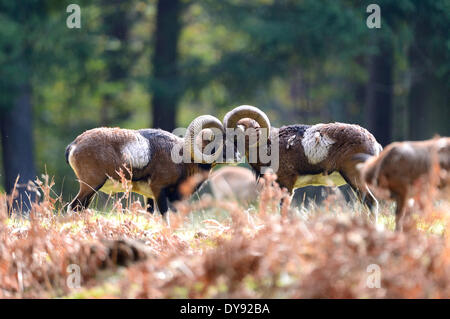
[301,124,335,165]
[375,142,383,155]
[68,145,77,169]
[437,138,448,150]
[399,143,415,155]
[68,145,79,176]
[122,134,150,169]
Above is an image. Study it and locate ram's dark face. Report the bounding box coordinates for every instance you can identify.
[236,118,261,147]
[195,129,240,164]
[209,131,241,164]
[215,118,263,164]
[222,105,272,164]
[236,118,261,130]
[222,133,242,163]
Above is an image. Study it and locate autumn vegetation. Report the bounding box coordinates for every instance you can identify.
[1,172,449,298]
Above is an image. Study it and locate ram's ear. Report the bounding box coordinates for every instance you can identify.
[201,129,214,142]
[352,153,372,163]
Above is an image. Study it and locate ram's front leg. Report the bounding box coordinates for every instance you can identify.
[149,187,169,215]
[135,180,158,214]
[143,197,155,213]
[276,175,296,209]
[166,185,182,212]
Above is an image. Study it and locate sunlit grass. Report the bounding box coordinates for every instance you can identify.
[1,173,449,298]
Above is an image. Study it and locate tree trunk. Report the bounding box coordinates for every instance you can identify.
[407,61,429,140]
[407,13,450,140]
[0,82,36,212]
[151,0,182,131]
[351,56,367,126]
[365,38,394,147]
[100,0,132,126]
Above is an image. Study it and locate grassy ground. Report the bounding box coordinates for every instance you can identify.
[1,174,449,298]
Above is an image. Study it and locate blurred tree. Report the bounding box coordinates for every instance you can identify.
[407,0,450,139]
[194,0,370,125]
[0,83,36,209]
[365,36,393,146]
[151,0,183,131]
[0,0,95,204]
[99,0,137,126]
[0,1,44,210]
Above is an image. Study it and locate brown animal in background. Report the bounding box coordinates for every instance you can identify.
[65,115,233,214]
[359,137,450,231]
[223,105,383,209]
[209,166,259,204]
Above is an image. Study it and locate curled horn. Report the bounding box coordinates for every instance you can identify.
[223,105,271,131]
[185,115,224,163]
[223,105,271,146]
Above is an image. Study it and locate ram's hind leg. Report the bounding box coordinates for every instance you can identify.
[69,177,106,212]
[69,184,96,212]
[340,166,376,210]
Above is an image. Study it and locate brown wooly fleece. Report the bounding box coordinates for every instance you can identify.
[361,137,450,231]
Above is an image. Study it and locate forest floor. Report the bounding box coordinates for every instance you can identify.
[1,174,450,298]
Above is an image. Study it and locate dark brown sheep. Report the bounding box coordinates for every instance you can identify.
[223,105,382,208]
[66,115,232,214]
